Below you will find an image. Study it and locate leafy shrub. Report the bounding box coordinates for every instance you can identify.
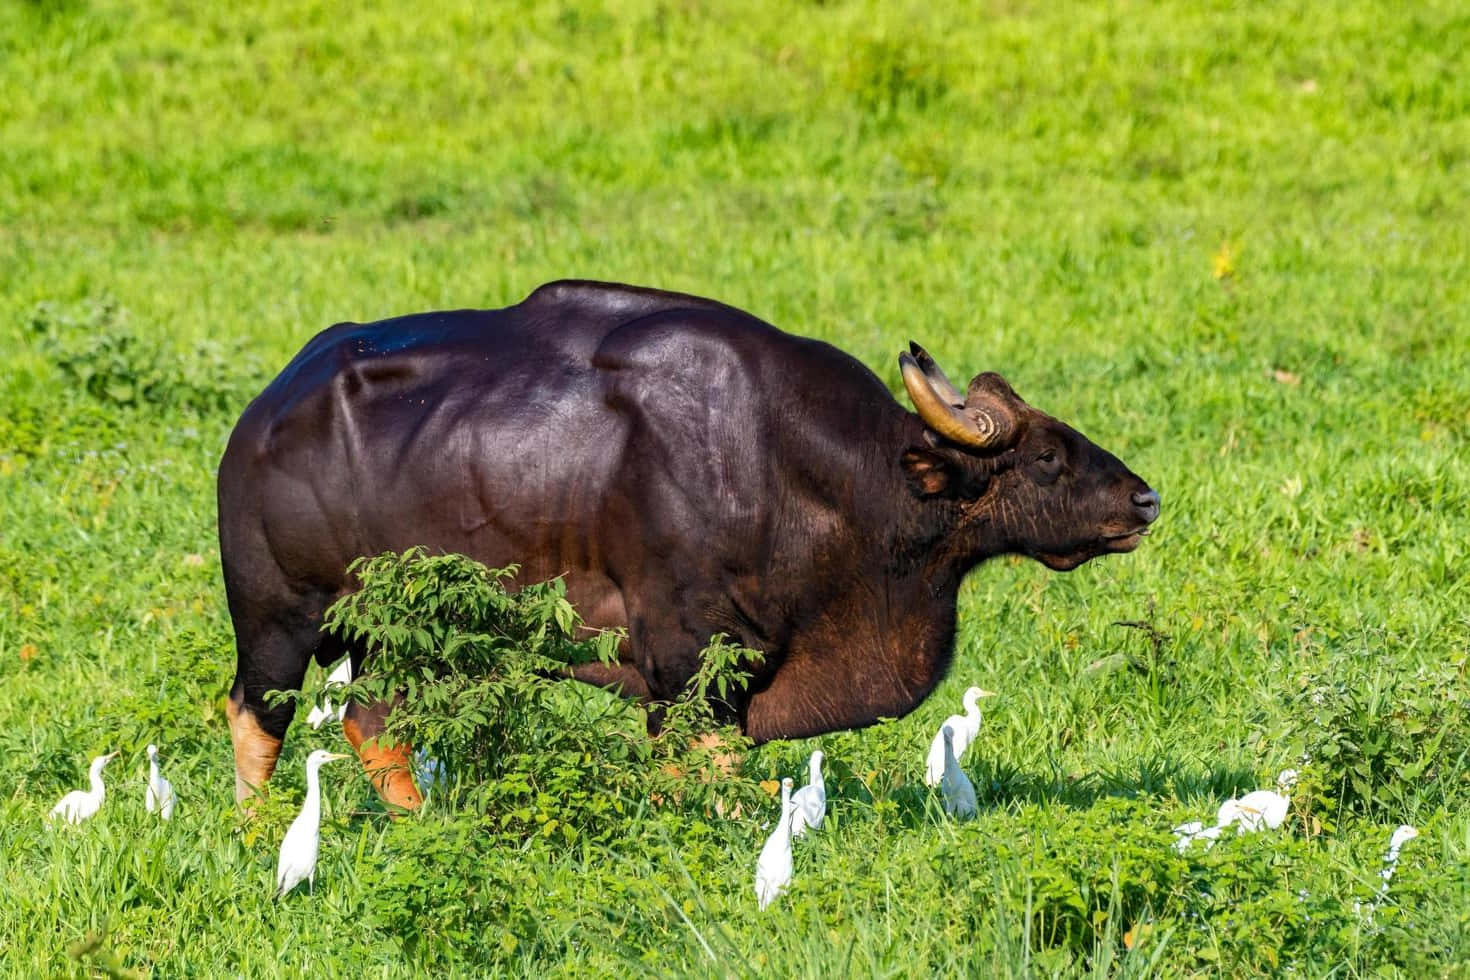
[312,549,768,965]
[30,299,263,414]
[1286,662,1470,820]
[1003,798,1185,956]
[316,549,768,833]
[1176,835,1357,974]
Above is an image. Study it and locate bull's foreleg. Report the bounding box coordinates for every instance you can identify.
[228,620,315,804]
[227,695,286,803]
[342,698,424,813]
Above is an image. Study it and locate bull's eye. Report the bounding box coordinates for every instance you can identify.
[1033,448,1063,484]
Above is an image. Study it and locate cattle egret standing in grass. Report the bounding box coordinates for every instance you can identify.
[1231,769,1298,833]
[939,725,977,820]
[754,777,796,909]
[924,687,994,786]
[306,659,352,729]
[1378,824,1418,897]
[790,750,826,838]
[1357,824,1420,920]
[145,743,176,820]
[49,752,118,825]
[274,750,349,899]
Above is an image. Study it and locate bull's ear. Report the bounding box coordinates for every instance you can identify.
[901,447,956,497]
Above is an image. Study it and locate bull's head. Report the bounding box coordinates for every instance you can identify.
[899,342,1159,571]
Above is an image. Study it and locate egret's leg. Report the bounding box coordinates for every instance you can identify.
[343,699,424,812]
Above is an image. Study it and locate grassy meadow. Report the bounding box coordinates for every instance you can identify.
[2,0,1469,974]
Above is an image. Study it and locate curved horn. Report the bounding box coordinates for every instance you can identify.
[901,352,994,449]
[908,341,965,407]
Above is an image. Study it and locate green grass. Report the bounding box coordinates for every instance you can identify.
[2,0,1468,974]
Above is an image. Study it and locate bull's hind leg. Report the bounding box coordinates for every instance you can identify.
[342,696,424,812]
[227,618,318,803]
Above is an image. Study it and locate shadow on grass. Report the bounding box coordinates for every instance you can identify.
[830,755,1262,830]
[970,756,1261,810]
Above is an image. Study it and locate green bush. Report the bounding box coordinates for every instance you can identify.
[313,549,767,833]
[1287,662,1470,821]
[300,549,770,965]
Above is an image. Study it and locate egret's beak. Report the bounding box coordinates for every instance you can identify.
[978,689,997,698]
[102,751,120,762]
[325,753,351,762]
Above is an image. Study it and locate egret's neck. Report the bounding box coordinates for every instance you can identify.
[303,764,323,815]
[777,806,795,842]
[89,766,107,796]
[809,758,822,784]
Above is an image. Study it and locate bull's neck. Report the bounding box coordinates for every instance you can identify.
[879,415,1009,595]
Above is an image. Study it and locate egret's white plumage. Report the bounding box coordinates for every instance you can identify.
[49,752,118,825]
[1172,819,1225,852]
[1171,820,1204,853]
[790,750,826,837]
[1231,769,1298,833]
[274,750,349,899]
[939,725,977,820]
[1378,824,1419,894]
[924,687,994,786]
[1358,823,1422,920]
[145,743,176,820]
[306,659,353,729]
[754,777,796,909]
[1386,823,1419,859]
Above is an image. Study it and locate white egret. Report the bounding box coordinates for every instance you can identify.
[306,659,353,729]
[145,743,176,820]
[1378,824,1419,896]
[924,686,995,786]
[754,777,796,910]
[790,750,826,838]
[1231,769,1298,833]
[274,750,350,899]
[939,725,977,820]
[1357,823,1421,920]
[49,752,119,825]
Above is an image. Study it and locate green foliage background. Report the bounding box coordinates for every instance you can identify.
[1,0,1467,974]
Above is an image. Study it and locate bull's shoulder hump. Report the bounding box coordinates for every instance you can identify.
[520,279,743,322]
[588,302,791,373]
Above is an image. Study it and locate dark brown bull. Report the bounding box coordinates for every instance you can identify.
[219,280,1159,808]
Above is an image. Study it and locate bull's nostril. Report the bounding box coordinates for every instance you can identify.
[1131,489,1160,521]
